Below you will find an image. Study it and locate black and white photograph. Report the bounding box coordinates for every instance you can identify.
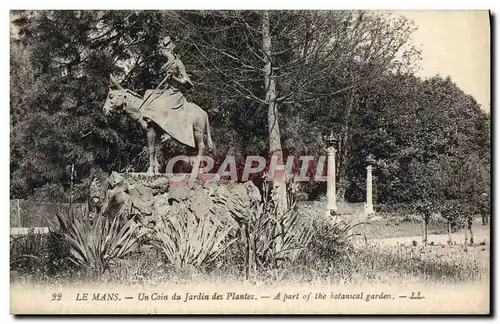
[9,9,491,314]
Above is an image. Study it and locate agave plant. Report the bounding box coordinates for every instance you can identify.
[226,180,314,277]
[53,210,140,275]
[150,209,236,268]
[258,183,313,267]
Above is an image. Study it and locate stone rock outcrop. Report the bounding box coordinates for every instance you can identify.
[98,172,262,231]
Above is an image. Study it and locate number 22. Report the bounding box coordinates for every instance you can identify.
[52,293,62,301]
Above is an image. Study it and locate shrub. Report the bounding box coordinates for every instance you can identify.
[305,214,361,263]
[226,181,314,277]
[53,210,141,275]
[150,210,237,269]
[46,230,79,276]
[10,230,48,273]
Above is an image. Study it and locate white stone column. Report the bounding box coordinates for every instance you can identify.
[365,165,375,215]
[326,146,337,214]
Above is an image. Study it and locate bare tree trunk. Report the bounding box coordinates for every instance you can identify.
[463,218,468,251]
[262,11,287,212]
[468,216,474,245]
[422,216,428,246]
[447,218,453,245]
[338,92,356,201]
[482,211,488,225]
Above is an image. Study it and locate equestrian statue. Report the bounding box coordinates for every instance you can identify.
[102,36,214,176]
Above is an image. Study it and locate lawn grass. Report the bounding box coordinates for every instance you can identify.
[10,205,490,288]
[356,219,449,240]
[11,238,489,287]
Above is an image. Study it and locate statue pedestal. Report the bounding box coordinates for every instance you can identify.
[364,203,375,215]
[102,172,261,231]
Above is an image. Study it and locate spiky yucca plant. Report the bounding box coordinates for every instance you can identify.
[151,210,236,268]
[53,210,140,275]
[226,179,314,277]
[257,181,313,267]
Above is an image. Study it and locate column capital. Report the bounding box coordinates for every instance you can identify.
[327,146,337,155]
[366,165,373,171]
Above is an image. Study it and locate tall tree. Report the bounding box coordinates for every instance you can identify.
[168,10,418,203]
[10,10,489,208]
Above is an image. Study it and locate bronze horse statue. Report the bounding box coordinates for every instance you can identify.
[102,75,214,176]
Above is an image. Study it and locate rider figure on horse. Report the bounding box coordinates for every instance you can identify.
[142,36,195,143]
[158,36,193,93]
[103,35,214,175]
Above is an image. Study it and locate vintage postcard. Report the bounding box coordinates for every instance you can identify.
[9,9,491,314]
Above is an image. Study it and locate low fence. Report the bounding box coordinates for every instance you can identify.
[10,199,87,229]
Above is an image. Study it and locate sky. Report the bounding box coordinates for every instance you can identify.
[396,10,490,112]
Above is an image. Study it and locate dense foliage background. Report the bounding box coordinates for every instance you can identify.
[10,10,490,206]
